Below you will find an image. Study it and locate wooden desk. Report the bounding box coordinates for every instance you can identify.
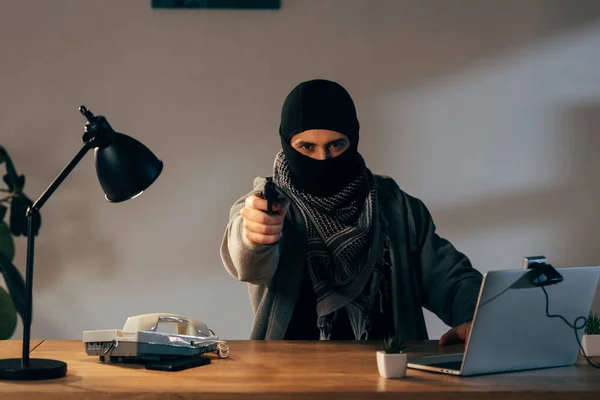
[1,340,599,399]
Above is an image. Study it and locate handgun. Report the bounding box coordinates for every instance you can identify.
[262,177,278,214]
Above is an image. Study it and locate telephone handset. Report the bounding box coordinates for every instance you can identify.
[123,313,213,338]
[83,313,229,364]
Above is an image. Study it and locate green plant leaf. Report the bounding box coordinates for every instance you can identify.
[0,221,15,261]
[2,175,11,191]
[0,252,26,324]
[0,286,17,339]
[0,146,29,332]
[16,175,25,192]
[9,194,40,237]
[9,196,27,237]
[382,334,407,354]
[587,311,600,335]
[1,174,25,193]
[1,146,22,193]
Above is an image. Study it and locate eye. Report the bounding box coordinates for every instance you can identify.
[300,143,314,151]
[329,140,348,150]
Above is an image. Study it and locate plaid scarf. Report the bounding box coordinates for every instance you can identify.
[273,151,391,340]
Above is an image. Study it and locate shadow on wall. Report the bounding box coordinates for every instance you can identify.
[358,1,600,171]
[433,103,600,265]
[9,185,119,339]
[358,0,600,97]
[432,103,600,310]
[31,189,118,290]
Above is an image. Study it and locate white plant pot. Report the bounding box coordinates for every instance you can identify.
[376,351,407,379]
[581,334,600,357]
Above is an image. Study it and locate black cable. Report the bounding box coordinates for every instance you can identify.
[103,340,117,355]
[29,339,45,353]
[540,286,599,369]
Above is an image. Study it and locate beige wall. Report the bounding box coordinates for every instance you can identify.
[1,0,600,340]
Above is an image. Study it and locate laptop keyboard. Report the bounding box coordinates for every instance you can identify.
[427,361,462,371]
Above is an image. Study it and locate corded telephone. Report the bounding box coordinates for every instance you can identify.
[82,313,229,366]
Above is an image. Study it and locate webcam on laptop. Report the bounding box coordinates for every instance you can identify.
[521,256,564,287]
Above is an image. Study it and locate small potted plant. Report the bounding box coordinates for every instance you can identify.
[377,335,408,379]
[582,311,600,357]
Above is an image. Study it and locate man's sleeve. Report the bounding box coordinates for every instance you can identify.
[219,179,281,285]
[409,196,483,327]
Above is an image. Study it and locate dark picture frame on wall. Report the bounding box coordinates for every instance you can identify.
[152,0,280,9]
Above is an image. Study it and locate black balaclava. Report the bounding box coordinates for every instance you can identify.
[279,79,362,197]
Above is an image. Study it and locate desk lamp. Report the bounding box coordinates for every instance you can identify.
[0,106,163,380]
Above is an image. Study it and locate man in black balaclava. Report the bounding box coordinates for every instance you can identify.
[221,79,482,345]
[278,79,362,196]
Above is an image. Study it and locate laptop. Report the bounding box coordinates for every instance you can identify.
[407,265,600,376]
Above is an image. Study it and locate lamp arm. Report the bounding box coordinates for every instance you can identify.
[31,144,92,211]
[21,143,92,366]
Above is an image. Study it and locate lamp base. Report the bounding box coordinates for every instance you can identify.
[0,358,67,380]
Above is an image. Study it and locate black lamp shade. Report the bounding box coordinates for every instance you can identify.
[95,133,163,202]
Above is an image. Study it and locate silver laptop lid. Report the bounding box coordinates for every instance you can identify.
[461,266,600,376]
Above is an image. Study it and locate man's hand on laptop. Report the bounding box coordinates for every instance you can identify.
[439,321,472,346]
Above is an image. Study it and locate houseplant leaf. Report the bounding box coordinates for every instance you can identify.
[0,286,17,339]
[0,146,31,331]
[0,220,15,261]
[586,311,600,335]
[9,196,28,236]
[0,252,26,323]
[383,335,407,354]
[1,145,21,194]
[9,194,40,237]
[2,172,23,194]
